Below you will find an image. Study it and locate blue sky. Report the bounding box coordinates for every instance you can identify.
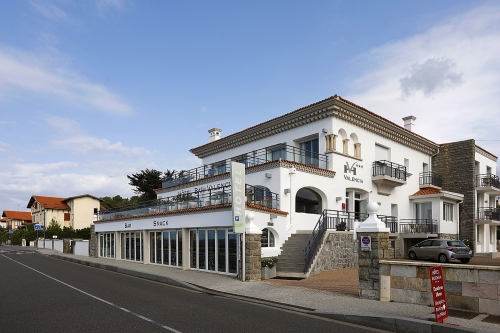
[1,0,500,211]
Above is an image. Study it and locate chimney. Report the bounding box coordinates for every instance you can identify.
[402,116,416,132]
[208,128,222,142]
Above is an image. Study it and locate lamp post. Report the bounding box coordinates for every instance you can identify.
[43,204,46,240]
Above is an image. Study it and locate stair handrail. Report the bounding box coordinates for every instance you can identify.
[303,209,328,272]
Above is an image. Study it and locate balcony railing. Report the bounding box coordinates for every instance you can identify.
[378,215,398,233]
[477,207,500,221]
[419,172,442,187]
[399,219,438,233]
[475,174,500,188]
[372,160,406,181]
[162,144,329,188]
[99,184,279,220]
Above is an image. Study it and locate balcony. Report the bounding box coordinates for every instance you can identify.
[371,160,407,196]
[378,215,398,233]
[475,174,500,195]
[98,184,280,220]
[476,207,500,223]
[162,144,329,188]
[419,172,442,189]
[399,219,438,234]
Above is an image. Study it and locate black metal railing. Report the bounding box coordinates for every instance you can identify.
[372,160,406,181]
[419,172,442,187]
[475,174,500,189]
[162,144,329,188]
[399,219,438,233]
[98,184,279,220]
[477,207,500,221]
[378,215,398,233]
[303,209,368,272]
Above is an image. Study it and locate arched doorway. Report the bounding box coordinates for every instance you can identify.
[295,188,322,214]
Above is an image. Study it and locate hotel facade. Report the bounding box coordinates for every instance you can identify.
[94,95,499,278]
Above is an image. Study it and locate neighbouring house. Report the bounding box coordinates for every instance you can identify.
[93,95,499,279]
[2,211,32,230]
[27,195,102,230]
[0,217,6,228]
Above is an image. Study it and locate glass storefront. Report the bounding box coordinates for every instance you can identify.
[99,232,115,258]
[121,231,143,262]
[149,230,182,267]
[189,228,238,275]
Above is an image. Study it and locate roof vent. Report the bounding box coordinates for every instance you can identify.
[402,116,416,132]
[208,128,222,142]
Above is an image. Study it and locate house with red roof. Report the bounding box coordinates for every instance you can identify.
[2,211,32,230]
[27,195,102,230]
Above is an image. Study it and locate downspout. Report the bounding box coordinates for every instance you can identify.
[457,201,463,239]
[429,147,440,172]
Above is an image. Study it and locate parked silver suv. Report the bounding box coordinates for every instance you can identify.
[408,239,472,264]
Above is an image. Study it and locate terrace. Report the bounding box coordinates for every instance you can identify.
[98,184,280,221]
[371,160,407,195]
[162,144,329,189]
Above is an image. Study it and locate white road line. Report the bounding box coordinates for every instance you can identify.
[1,254,182,333]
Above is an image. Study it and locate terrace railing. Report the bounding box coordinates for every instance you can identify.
[399,219,438,234]
[378,215,398,233]
[419,172,442,187]
[477,207,500,221]
[99,184,279,220]
[372,160,406,181]
[303,209,368,272]
[162,144,328,188]
[475,174,500,189]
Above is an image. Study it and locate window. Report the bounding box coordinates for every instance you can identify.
[415,202,432,220]
[261,228,275,247]
[296,188,322,214]
[443,203,453,221]
[300,138,319,166]
[64,213,70,221]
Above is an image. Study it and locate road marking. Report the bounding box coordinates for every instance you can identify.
[1,254,182,333]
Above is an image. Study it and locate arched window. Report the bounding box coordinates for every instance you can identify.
[295,188,322,214]
[261,228,275,247]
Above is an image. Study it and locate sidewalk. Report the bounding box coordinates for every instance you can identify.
[14,247,500,333]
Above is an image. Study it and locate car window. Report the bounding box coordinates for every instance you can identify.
[431,240,443,246]
[418,240,433,247]
[447,240,466,247]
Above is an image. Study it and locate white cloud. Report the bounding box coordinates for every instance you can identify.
[399,58,463,98]
[0,141,9,152]
[46,116,83,134]
[31,2,69,21]
[51,136,152,156]
[346,3,500,159]
[0,46,132,115]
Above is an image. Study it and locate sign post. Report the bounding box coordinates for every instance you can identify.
[230,161,246,281]
[430,266,448,323]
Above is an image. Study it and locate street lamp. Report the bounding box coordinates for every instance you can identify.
[43,204,46,240]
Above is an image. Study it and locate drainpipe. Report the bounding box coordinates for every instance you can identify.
[429,148,440,172]
[457,201,463,239]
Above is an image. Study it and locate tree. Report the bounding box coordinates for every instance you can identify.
[101,195,141,209]
[127,169,180,201]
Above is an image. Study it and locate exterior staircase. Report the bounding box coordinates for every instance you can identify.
[275,232,311,278]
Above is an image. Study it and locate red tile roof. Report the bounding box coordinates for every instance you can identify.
[27,196,70,210]
[2,211,32,221]
[412,187,442,196]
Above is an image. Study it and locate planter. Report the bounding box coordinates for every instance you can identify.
[261,266,276,280]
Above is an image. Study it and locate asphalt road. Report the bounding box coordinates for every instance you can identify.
[0,248,388,333]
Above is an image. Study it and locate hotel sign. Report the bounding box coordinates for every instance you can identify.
[344,161,363,183]
[230,161,245,233]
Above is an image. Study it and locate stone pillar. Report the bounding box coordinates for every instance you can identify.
[245,233,261,281]
[245,212,262,281]
[89,224,98,258]
[357,202,391,300]
[63,239,71,253]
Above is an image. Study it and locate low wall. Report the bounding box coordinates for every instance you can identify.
[73,240,89,257]
[53,239,64,252]
[44,239,52,249]
[380,260,500,316]
[310,232,358,276]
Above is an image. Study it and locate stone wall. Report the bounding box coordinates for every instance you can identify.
[310,232,358,276]
[89,224,98,258]
[438,233,458,240]
[432,140,475,243]
[380,261,500,316]
[63,239,71,253]
[358,232,393,299]
[245,233,261,281]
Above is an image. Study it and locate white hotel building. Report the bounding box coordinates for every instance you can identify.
[94,95,499,278]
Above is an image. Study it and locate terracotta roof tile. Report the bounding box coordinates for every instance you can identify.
[412,187,442,196]
[27,196,70,210]
[2,211,32,221]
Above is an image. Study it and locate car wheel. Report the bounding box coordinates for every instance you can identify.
[409,251,417,260]
[459,258,470,264]
[438,254,448,263]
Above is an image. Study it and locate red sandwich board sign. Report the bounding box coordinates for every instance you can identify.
[430,266,448,323]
